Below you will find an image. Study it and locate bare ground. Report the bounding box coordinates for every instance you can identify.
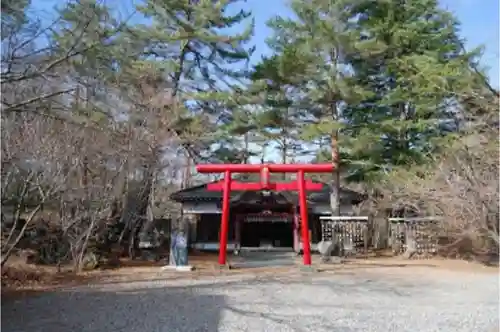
[2,252,497,297]
[1,253,498,332]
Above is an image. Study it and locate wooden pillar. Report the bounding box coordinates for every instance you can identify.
[235,214,242,251]
[293,208,300,253]
[297,170,312,265]
[218,170,231,265]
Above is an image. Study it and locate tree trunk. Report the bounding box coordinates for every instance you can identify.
[2,172,34,251]
[281,136,288,180]
[75,216,97,272]
[330,129,340,216]
[1,205,42,267]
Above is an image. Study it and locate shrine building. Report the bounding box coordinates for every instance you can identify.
[170,181,366,253]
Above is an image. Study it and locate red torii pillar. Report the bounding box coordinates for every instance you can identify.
[196,163,334,266]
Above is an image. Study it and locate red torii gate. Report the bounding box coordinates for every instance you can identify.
[196,163,334,266]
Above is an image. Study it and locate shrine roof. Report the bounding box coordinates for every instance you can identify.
[169,180,366,205]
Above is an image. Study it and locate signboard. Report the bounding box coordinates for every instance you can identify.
[244,213,292,223]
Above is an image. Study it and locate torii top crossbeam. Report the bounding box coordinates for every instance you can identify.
[195,163,334,267]
[197,163,334,173]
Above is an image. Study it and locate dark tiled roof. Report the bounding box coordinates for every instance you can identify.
[170,180,366,205]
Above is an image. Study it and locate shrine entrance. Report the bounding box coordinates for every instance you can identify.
[241,222,293,248]
[232,192,295,250]
[195,163,335,266]
[240,213,294,249]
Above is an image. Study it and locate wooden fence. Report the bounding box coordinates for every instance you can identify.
[319,215,440,259]
[388,217,440,258]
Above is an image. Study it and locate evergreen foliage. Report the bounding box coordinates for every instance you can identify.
[1,0,498,265]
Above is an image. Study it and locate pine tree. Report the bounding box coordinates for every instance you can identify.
[249,53,306,173]
[263,0,371,213]
[265,0,479,185]
[339,0,479,181]
[52,0,256,257]
[123,0,255,160]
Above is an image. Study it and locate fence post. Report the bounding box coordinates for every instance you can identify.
[372,214,388,249]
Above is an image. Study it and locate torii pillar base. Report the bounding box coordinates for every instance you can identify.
[299,265,320,273]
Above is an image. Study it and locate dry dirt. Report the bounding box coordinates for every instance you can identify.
[3,253,498,332]
[2,251,498,299]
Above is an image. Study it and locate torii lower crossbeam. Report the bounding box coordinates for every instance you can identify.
[196,163,334,266]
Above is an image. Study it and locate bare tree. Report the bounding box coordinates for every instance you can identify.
[378,89,499,260]
[1,113,81,266]
[1,110,131,269]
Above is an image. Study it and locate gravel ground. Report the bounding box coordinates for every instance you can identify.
[2,265,498,332]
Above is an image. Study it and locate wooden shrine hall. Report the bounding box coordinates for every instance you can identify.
[170,177,366,254]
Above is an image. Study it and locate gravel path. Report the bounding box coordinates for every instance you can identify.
[2,266,498,332]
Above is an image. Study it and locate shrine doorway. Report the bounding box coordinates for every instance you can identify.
[240,217,294,249]
[232,191,296,251]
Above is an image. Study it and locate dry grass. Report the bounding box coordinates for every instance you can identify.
[1,256,97,299]
[0,251,232,296]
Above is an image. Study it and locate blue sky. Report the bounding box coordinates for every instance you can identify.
[238,0,499,161]
[31,0,498,87]
[245,0,499,87]
[29,0,498,163]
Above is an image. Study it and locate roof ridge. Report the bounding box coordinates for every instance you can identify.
[170,181,366,205]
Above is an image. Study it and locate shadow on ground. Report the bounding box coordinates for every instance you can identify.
[0,276,409,332]
[1,267,498,332]
[1,285,226,332]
